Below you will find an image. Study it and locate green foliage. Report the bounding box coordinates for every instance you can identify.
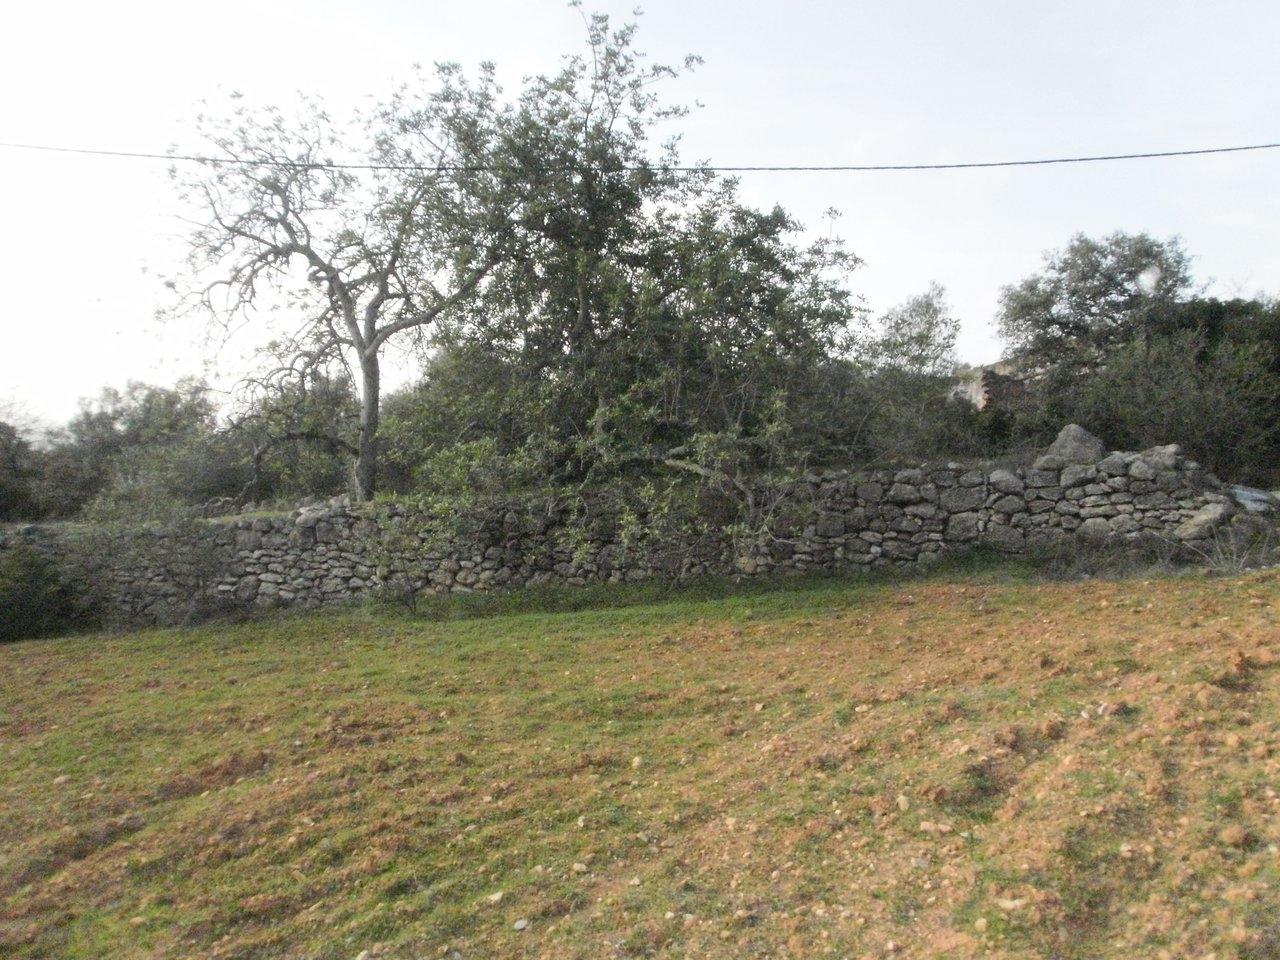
[18,372,363,523]
[229,371,359,503]
[991,231,1280,484]
[867,283,959,377]
[5,15,1001,522]
[381,288,976,534]
[997,232,1193,371]
[171,46,525,500]
[411,438,542,504]
[1041,331,1280,484]
[0,421,39,521]
[380,347,550,494]
[34,379,221,518]
[0,544,93,642]
[847,285,990,463]
[81,436,239,524]
[15,51,1280,529]
[354,14,897,535]
[450,14,864,489]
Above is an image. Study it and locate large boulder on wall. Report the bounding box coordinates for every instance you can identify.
[1034,423,1106,469]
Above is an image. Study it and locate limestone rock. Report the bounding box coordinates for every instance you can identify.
[1059,463,1097,488]
[993,495,1028,515]
[815,514,845,538]
[294,507,326,528]
[856,482,884,502]
[887,483,922,504]
[1109,514,1141,535]
[1098,451,1136,476]
[1174,502,1234,540]
[9,427,1272,626]
[946,512,979,541]
[1032,453,1064,470]
[940,486,984,512]
[988,469,1024,494]
[1042,423,1105,465]
[985,522,1024,551]
[1142,443,1182,470]
[1127,458,1157,481]
[1024,468,1059,488]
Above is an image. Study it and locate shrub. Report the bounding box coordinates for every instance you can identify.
[1045,333,1280,487]
[0,543,94,641]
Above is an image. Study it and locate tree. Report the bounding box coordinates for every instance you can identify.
[379,342,542,493]
[227,370,361,502]
[36,380,216,517]
[991,233,1280,481]
[463,12,862,491]
[838,285,986,463]
[868,283,959,377]
[997,232,1193,371]
[1150,295,1280,354]
[171,10,865,507]
[0,421,38,520]
[171,72,519,500]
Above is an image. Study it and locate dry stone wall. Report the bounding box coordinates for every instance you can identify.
[3,426,1273,625]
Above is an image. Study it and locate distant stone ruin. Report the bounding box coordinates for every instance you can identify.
[954,361,1026,410]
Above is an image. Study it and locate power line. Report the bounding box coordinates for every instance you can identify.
[0,138,1277,172]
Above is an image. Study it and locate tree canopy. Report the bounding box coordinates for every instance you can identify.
[170,66,520,498]
[997,232,1193,371]
[171,10,867,504]
[13,20,1280,523]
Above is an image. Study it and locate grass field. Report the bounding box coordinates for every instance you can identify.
[3,563,1279,959]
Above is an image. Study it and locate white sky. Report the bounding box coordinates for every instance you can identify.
[2,0,1277,426]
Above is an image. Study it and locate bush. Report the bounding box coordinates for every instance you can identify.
[1035,333,1280,486]
[0,543,94,641]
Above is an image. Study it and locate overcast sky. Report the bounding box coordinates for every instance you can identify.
[2,0,1277,426]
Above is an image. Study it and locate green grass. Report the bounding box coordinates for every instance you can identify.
[380,544,1029,623]
[3,563,1279,958]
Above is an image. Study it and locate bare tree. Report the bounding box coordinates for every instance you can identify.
[171,69,515,499]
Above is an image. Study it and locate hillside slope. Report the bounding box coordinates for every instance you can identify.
[3,569,1279,959]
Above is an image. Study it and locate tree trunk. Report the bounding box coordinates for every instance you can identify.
[355,355,380,501]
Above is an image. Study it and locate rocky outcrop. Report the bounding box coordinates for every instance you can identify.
[3,425,1272,625]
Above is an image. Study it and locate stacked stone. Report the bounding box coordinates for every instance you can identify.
[756,425,1233,573]
[222,509,377,605]
[204,499,724,609]
[3,424,1270,624]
